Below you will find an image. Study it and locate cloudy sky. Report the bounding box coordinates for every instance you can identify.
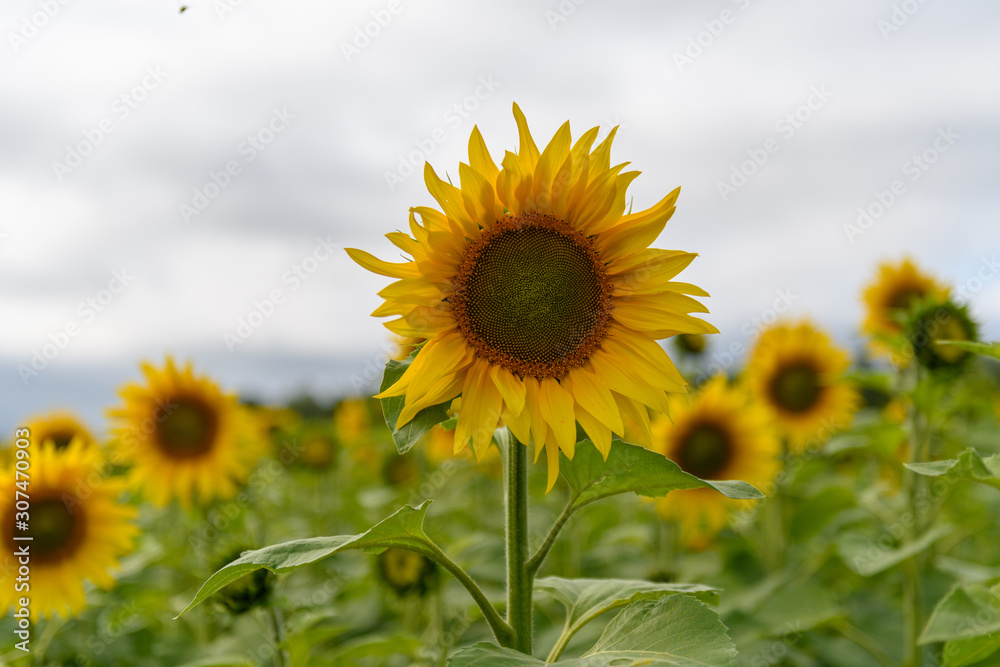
[2,0,998,435]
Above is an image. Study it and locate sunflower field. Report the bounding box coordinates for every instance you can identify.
[3,102,999,667]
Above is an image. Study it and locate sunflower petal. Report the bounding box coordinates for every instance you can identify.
[346,248,418,279]
[490,366,526,415]
[538,377,577,458]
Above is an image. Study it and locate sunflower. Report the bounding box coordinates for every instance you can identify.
[108,357,263,508]
[862,258,949,359]
[24,410,97,451]
[648,376,779,547]
[903,300,978,371]
[376,547,438,597]
[333,398,372,446]
[348,104,716,491]
[745,321,859,452]
[0,441,137,620]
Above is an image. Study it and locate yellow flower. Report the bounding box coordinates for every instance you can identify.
[377,547,437,596]
[649,376,780,548]
[862,258,949,360]
[0,441,138,620]
[348,104,716,491]
[333,398,372,446]
[24,410,97,451]
[107,357,263,508]
[745,321,859,451]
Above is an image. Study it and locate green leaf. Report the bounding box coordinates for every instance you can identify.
[936,340,1000,361]
[942,634,1000,667]
[450,595,737,666]
[536,576,720,650]
[177,503,434,617]
[906,448,1000,492]
[921,584,1000,644]
[379,357,452,454]
[560,439,763,511]
[838,524,952,577]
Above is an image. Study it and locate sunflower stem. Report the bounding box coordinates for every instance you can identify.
[505,432,532,654]
[268,606,288,667]
[902,366,927,667]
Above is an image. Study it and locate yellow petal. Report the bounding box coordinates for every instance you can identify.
[585,170,641,235]
[613,392,653,448]
[490,366,526,415]
[460,162,501,227]
[575,404,613,459]
[512,102,540,167]
[532,121,572,211]
[588,352,671,414]
[544,437,560,493]
[468,125,500,186]
[564,367,624,434]
[538,377,576,458]
[589,126,618,174]
[497,150,531,215]
[424,163,478,237]
[525,376,548,458]
[345,248,418,279]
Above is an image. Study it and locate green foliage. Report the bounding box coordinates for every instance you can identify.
[380,357,452,454]
[559,438,763,511]
[936,340,1000,361]
[178,503,436,617]
[906,448,1000,492]
[450,595,737,666]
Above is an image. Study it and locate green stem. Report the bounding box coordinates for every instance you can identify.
[546,616,575,663]
[269,606,288,667]
[903,368,927,667]
[505,432,532,654]
[832,618,896,667]
[420,542,514,646]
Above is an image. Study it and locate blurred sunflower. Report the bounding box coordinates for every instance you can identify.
[108,357,263,508]
[0,441,137,620]
[24,410,97,451]
[862,258,949,359]
[673,332,707,356]
[904,300,978,371]
[348,103,715,491]
[376,547,437,597]
[649,376,779,547]
[333,398,372,446]
[745,321,858,451]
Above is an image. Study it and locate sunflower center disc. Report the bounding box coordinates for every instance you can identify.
[158,398,218,457]
[888,287,925,311]
[454,214,611,378]
[28,498,83,562]
[770,363,822,413]
[677,424,731,480]
[49,431,75,450]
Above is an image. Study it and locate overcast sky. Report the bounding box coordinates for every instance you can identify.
[2,0,998,436]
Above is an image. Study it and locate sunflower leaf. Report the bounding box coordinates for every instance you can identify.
[935,340,1000,361]
[535,576,720,653]
[379,358,452,454]
[176,503,435,617]
[560,438,763,510]
[449,596,738,666]
[905,448,1000,492]
[920,583,1000,645]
